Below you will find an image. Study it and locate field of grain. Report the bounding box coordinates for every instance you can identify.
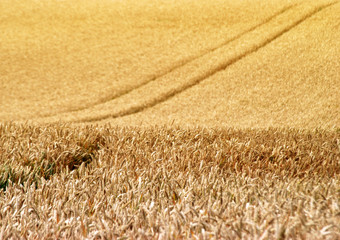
[1,0,340,238]
[0,124,339,239]
[1,0,339,127]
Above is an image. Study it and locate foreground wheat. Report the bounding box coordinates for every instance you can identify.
[0,123,339,239]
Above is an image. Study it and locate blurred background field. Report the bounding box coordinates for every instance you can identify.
[1,0,339,129]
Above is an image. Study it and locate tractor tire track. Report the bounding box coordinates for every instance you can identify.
[42,4,296,117]
[76,1,337,123]
[81,4,296,109]
[37,1,338,123]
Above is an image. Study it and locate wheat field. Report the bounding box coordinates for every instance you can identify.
[1,0,340,239]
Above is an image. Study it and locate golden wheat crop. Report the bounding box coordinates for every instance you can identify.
[1,0,340,238]
[0,123,339,239]
[0,0,293,122]
[1,0,339,127]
